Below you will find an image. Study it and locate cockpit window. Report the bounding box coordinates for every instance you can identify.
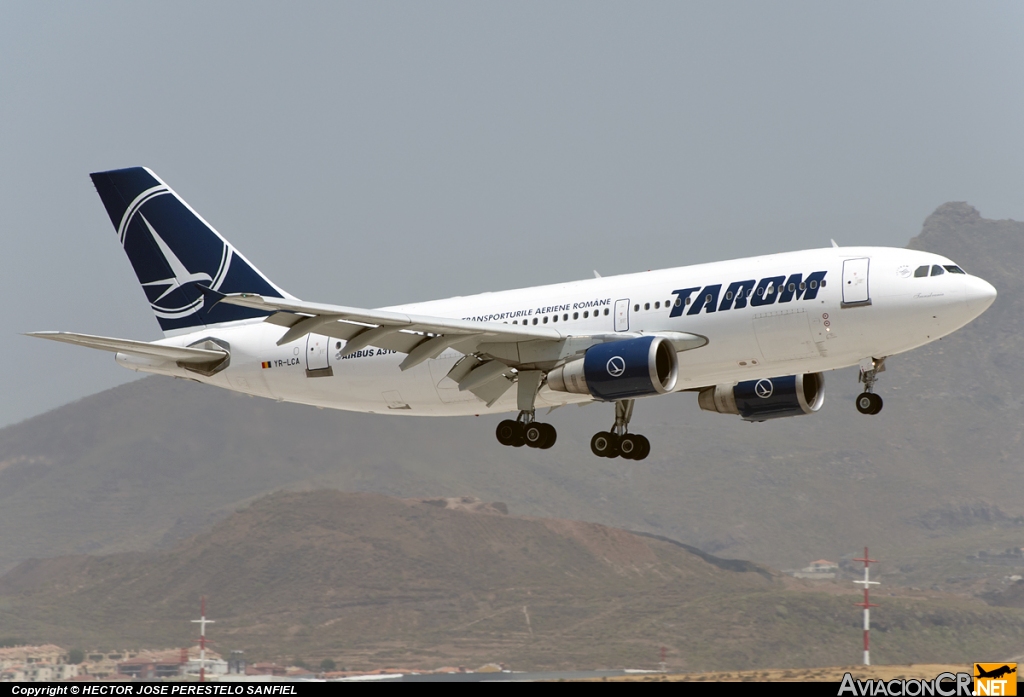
[943,265,966,274]
[913,265,929,278]
[930,265,944,276]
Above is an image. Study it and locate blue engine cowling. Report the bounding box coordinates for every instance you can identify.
[546,336,679,401]
[697,373,825,421]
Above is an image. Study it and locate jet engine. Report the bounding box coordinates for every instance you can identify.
[547,336,678,401]
[697,372,825,421]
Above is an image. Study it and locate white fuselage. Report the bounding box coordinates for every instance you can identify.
[118,246,995,416]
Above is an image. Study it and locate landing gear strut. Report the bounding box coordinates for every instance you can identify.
[496,411,557,449]
[590,399,651,460]
[496,370,557,450]
[856,357,885,415]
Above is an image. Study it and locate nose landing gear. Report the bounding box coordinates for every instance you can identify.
[855,357,886,415]
[590,399,650,460]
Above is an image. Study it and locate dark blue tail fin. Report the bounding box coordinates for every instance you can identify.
[90,167,290,335]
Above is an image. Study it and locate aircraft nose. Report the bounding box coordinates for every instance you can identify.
[964,275,997,318]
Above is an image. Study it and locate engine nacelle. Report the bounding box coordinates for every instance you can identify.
[547,336,678,401]
[697,372,825,421]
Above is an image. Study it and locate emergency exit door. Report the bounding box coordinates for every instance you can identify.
[305,333,332,376]
[842,258,871,307]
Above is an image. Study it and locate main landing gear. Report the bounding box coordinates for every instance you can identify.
[496,411,557,449]
[856,357,886,415]
[590,399,651,460]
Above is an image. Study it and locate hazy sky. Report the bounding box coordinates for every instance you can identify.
[2,2,1023,428]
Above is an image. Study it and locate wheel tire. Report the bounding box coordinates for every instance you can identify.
[856,393,874,414]
[524,423,545,448]
[869,393,884,415]
[634,435,651,461]
[511,422,526,447]
[590,431,614,457]
[618,434,638,460]
[539,423,557,449]
[605,433,621,458]
[496,420,518,446]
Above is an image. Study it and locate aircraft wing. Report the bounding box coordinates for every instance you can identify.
[218,293,563,342]
[216,292,578,369]
[217,292,707,376]
[26,331,228,364]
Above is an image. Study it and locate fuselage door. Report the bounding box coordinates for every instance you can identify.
[614,298,630,332]
[842,258,871,307]
[305,333,332,376]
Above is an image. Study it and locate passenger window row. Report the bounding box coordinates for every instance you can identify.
[634,299,676,312]
[508,308,611,325]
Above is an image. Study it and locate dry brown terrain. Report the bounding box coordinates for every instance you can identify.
[1,491,1022,671]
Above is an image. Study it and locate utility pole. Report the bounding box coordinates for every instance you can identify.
[191,597,215,682]
[853,548,879,666]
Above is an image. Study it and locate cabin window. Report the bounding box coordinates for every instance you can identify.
[725,291,733,300]
[685,296,692,304]
[931,265,944,276]
[788,283,795,292]
[563,314,568,321]
[756,287,764,296]
[583,311,589,318]
[654,301,661,309]
[336,342,342,349]
[604,308,610,315]
[543,316,549,324]
[532,317,538,325]
[799,282,806,290]
[573,312,579,320]
[914,265,929,278]
[644,303,650,310]
[821,280,827,287]
[634,304,640,312]
[552,314,557,322]
[944,265,966,274]
[674,297,682,307]
[512,320,518,324]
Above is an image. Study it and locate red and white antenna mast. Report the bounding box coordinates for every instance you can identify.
[191,596,215,682]
[853,547,879,666]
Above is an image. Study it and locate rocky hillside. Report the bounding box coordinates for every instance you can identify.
[1,490,1021,670]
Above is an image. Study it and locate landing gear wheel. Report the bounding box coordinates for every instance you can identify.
[856,392,883,415]
[524,423,546,448]
[619,434,640,460]
[618,434,652,460]
[590,431,619,458]
[869,393,883,414]
[539,423,557,449]
[496,420,519,446]
[634,435,651,461]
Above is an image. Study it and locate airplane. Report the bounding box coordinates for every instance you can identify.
[975,665,1016,680]
[29,167,997,459]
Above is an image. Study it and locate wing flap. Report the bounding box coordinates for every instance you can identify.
[26,331,227,364]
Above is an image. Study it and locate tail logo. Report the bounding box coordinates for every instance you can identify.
[118,185,232,320]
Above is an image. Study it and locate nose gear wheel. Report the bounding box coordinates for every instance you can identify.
[856,357,886,415]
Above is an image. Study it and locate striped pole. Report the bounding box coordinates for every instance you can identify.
[853,547,879,665]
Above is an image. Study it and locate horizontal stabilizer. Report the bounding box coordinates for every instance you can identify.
[26,331,227,364]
